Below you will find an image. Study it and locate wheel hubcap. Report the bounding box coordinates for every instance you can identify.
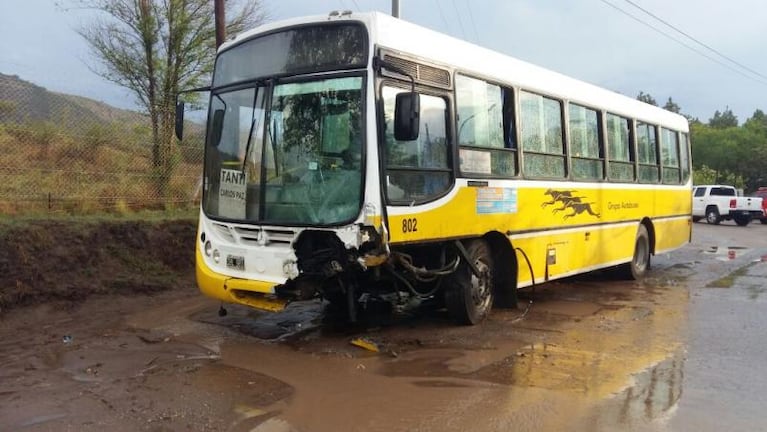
[470,260,492,307]
[635,239,648,271]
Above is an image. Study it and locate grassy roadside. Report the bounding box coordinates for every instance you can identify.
[705,262,755,288]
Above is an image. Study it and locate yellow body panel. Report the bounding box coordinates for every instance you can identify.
[196,243,287,311]
[388,185,691,243]
[388,184,691,285]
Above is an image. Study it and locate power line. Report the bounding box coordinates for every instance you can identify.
[598,0,767,87]
[350,0,361,12]
[464,0,481,45]
[450,0,467,39]
[434,0,450,32]
[622,0,767,82]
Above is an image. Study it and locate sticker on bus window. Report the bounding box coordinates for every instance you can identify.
[476,187,517,214]
[460,148,492,174]
[219,168,247,219]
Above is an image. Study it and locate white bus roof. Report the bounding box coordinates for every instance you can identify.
[225,11,689,132]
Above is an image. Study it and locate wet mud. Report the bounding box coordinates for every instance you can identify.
[2,222,767,431]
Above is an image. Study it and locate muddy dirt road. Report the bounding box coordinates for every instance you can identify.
[2,221,766,431]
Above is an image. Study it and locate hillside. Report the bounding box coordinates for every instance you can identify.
[0,73,146,128]
[0,73,205,215]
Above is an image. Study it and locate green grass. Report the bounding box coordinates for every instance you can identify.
[706,263,754,288]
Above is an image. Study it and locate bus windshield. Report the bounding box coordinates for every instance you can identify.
[203,76,364,225]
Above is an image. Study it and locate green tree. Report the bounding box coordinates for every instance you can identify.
[691,115,765,192]
[72,0,267,200]
[637,91,657,106]
[744,109,767,132]
[663,97,681,113]
[692,164,717,185]
[740,110,767,189]
[709,107,738,128]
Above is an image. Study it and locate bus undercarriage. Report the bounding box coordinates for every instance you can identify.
[272,229,519,325]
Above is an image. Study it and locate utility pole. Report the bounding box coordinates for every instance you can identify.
[214,0,225,48]
[392,0,400,18]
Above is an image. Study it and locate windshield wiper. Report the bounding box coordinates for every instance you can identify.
[241,83,265,175]
[269,116,279,176]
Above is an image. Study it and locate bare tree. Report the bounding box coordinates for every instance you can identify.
[72,0,267,200]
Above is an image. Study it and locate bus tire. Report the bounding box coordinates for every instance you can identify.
[445,239,494,325]
[621,224,650,280]
[705,207,721,225]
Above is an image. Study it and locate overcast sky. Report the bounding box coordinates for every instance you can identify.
[1,0,765,123]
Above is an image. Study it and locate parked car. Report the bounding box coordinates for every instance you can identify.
[692,185,764,226]
[752,187,767,224]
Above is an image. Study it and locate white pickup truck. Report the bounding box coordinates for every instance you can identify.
[692,185,764,226]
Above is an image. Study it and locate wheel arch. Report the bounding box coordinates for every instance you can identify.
[640,217,656,255]
[483,231,518,308]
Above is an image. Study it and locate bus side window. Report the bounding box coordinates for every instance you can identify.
[455,74,516,177]
[661,128,681,184]
[569,102,604,180]
[606,113,635,182]
[680,132,690,183]
[519,90,566,178]
[636,121,659,183]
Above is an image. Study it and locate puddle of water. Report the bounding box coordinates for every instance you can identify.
[746,285,766,300]
[703,245,751,261]
[595,349,685,428]
[378,346,520,385]
[19,413,69,427]
[533,300,603,317]
[411,380,473,388]
[189,362,294,409]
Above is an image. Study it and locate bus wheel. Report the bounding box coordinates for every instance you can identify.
[621,224,650,280]
[445,240,494,325]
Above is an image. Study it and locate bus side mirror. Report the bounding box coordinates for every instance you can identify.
[394,92,420,141]
[209,109,225,147]
[175,101,185,140]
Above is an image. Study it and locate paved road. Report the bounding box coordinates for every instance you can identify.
[1,220,766,431]
[669,221,767,431]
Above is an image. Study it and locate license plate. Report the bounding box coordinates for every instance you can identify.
[226,255,245,271]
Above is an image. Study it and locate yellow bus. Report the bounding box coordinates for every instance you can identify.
[177,11,692,325]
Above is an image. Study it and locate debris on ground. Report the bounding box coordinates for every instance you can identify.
[350,337,380,353]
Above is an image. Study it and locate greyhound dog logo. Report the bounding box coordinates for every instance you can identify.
[542,189,600,219]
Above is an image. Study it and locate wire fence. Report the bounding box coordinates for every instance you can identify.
[0,73,206,215]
